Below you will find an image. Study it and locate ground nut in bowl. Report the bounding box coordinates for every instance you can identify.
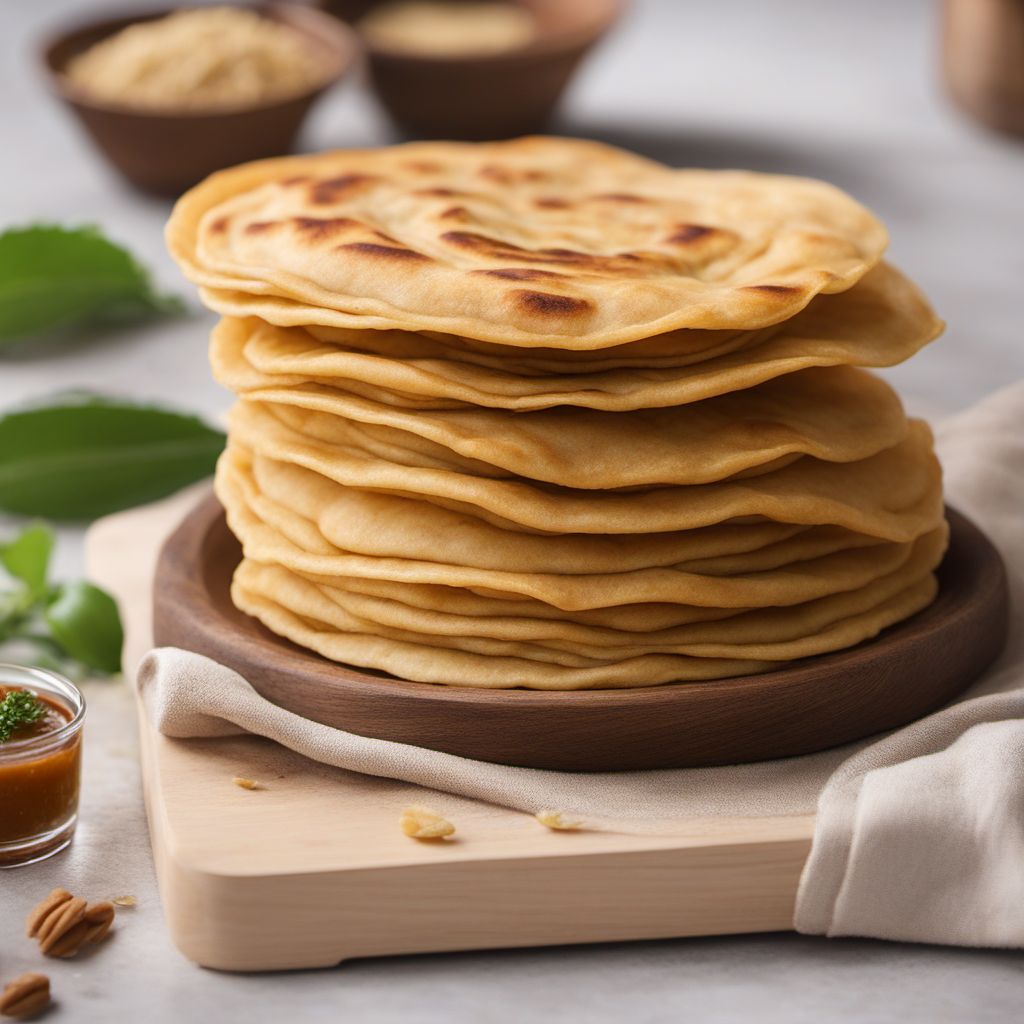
[41,4,358,195]
[356,0,626,139]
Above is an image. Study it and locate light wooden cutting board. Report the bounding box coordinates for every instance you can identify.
[136,696,813,971]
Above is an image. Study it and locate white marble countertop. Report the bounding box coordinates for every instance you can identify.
[1,1,1022,1020]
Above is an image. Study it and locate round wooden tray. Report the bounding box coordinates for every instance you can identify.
[153,496,1008,771]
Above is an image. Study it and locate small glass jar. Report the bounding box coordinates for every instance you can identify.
[0,664,85,868]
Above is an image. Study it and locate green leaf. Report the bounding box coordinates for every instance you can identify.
[0,589,24,630]
[45,581,123,675]
[0,224,183,343]
[0,395,225,520]
[0,522,54,598]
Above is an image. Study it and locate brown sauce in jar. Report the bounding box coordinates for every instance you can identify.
[0,686,82,846]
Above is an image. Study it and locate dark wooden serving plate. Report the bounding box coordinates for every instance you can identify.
[152,496,1008,771]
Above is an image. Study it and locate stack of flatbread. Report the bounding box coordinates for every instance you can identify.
[167,137,946,690]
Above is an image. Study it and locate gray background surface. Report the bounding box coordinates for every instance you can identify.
[1,1,1022,1020]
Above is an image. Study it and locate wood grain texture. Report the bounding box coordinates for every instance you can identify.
[136,694,814,971]
[153,497,1009,771]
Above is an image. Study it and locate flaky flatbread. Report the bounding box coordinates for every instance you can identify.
[168,136,888,345]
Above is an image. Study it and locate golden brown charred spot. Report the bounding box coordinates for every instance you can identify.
[209,215,230,234]
[404,160,443,174]
[444,231,580,262]
[472,267,567,281]
[478,164,513,185]
[442,231,528,255]
[536,247,602,265]
[441,231,657,274]
[443,231,577,264]
[478,164,547,185]
[510,290,593,316]
[338,242,431,261]
[289,216,359,240]
[310,174,378,204]
[593,193,649,203]
[742,283,802,295]
[413,187,461,197]
[280,175,310,186]
[243,220,280,235]
[666,224,717,244]
[534,197,571,209]
[439,206,469,221]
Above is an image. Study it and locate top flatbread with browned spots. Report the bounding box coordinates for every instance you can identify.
[167,137,889,347]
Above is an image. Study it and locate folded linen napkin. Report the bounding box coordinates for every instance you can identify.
[89,382,1024,948]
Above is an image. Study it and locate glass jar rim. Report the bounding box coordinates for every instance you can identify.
[0,663,86,760]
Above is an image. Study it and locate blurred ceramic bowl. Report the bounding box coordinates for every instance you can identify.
[943,0,1024,138]
[355,0,626,140]
[41,4,359,196]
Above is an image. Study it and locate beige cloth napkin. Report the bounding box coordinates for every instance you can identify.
[90,382,1024,949]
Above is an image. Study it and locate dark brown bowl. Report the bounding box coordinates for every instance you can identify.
[41,4,359,196]
[356,0,626,140]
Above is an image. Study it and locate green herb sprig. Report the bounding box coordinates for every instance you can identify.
[0,689,44,742]
[0,522,123,676]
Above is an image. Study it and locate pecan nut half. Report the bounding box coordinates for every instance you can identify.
[26,888,116,958]
[0,972,50,1018]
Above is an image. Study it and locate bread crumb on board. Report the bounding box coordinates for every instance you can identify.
[535,809,584,831]
[400,805,456,840]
